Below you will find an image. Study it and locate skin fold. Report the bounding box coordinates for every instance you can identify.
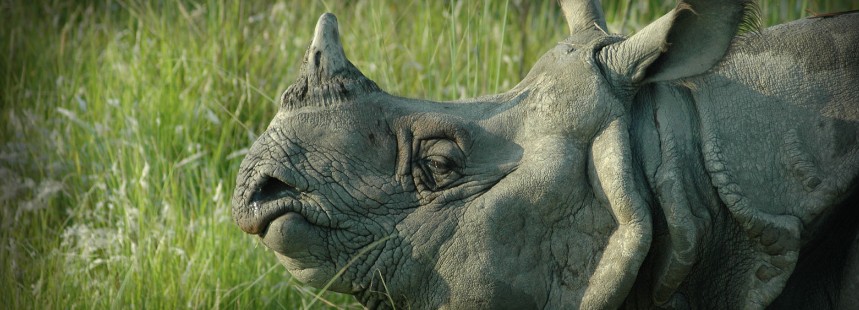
[232,1,859,308]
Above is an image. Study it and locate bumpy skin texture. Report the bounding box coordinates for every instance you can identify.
[232,2,859,309]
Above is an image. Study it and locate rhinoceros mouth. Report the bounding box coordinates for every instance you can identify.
[247,175,342,257]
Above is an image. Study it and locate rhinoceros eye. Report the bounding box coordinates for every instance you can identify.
[417,139,463,191]
[424,155,453,175]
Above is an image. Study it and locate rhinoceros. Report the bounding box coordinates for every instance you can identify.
[232,0,859,308]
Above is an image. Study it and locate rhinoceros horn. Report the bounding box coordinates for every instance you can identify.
[280,13,380,109]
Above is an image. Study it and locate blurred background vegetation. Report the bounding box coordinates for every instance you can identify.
[1,0,855,308]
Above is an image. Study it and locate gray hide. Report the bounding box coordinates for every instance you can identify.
[232,0,859,308]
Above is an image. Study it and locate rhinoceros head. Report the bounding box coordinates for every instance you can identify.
[232,0,749,308]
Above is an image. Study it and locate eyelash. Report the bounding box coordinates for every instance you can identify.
[424,156,452,174]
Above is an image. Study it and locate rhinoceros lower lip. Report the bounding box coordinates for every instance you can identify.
[260,212,320,256]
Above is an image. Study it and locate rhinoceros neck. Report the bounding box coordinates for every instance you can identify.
[689,12,859,259]
[686,15,859,306]
[628,80,740,302]
[627,14,859,307]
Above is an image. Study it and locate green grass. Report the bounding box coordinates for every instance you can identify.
[1,0,855,308]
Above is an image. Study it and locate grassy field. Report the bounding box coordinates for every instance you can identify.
[1,0,855,308]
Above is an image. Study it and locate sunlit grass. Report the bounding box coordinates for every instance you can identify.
[1,0,854,308]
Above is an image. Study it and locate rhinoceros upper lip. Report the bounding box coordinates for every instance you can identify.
[242,175,309,235]
[252,175,302,204]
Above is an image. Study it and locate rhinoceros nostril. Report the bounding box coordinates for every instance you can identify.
[252,176,301,204]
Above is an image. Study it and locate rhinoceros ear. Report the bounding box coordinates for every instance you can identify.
[596,0,756,86]
[281,13,380,109]
[559,0,607,34]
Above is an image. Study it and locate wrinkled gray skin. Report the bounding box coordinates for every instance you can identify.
[232,0,859,308]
